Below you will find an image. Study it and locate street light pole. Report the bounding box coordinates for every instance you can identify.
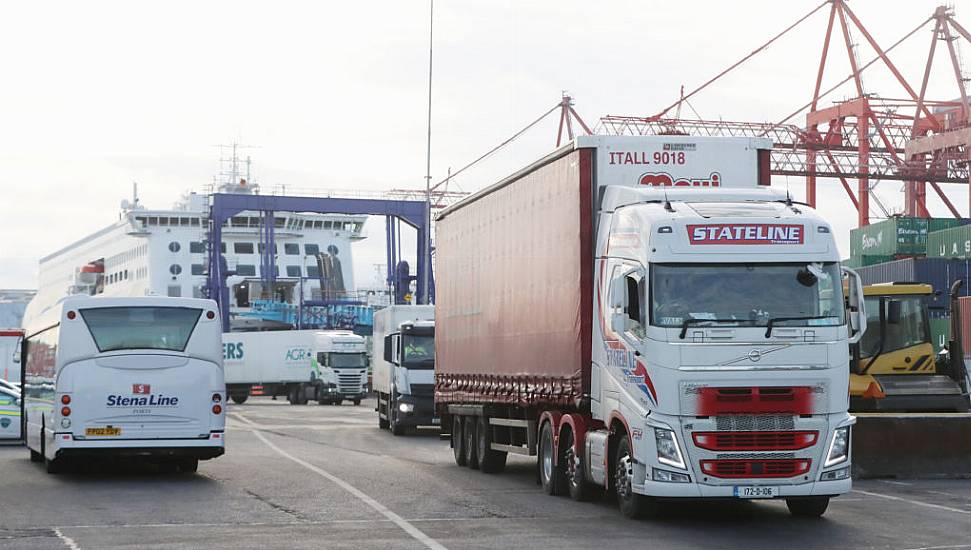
[421,0,434,305]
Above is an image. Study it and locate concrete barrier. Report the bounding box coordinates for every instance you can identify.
[853,413,971,478]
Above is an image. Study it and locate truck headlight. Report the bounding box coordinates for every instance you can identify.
[398,402,414,413]
[825,427,850,467]
[655,428,685,469]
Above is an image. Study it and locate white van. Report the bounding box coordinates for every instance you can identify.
[22,296,226,473]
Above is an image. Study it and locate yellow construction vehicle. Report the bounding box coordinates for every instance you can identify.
[850,282,970,412]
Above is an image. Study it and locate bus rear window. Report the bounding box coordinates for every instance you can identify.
[79,307,203,352]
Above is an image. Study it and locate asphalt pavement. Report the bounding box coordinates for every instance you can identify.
[2,397,971,549]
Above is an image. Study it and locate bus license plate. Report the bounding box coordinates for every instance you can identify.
[733,486,778,499]
[85,427,121,437]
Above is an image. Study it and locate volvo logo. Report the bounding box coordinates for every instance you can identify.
[747,349,763,362]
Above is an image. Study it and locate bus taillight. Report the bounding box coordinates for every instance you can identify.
[61,406,71,417]
[212,404,222,415]
[212,393,222,403]
[61,395,71,405]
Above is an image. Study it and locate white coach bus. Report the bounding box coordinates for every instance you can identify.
[22,296,226,473]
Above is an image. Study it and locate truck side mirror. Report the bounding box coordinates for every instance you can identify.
[383,335,393,363]
[887,300,902,325]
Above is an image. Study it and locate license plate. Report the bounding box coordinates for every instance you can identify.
[431,417,441,425]
[733,486,779,499]
[85,427,121,437]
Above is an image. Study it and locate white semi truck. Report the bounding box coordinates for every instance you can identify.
[222,330,340,405]
[372,306,436,434]
[436,135,866,518]
[314,331,369,405]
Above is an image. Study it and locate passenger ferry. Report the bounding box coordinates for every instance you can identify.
[23,165,367,329]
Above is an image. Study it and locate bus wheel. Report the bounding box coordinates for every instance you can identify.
[451,416,467,467]
[178,459,199,474]
[29,447,43,463]
[45,456,64,474]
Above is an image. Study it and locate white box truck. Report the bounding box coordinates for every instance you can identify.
[372,306,435,434]
[223,330,340,405]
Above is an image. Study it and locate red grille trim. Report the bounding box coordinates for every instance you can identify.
[698,386,813,415]
[692,431,818,451]
[700,459,811,479]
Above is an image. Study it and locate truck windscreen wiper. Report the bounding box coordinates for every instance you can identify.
[764,316,837,337]
[678,318,745,340]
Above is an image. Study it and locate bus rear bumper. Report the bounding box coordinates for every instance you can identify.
[52,432,225,461]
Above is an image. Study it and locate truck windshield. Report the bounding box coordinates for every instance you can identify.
[402,335,434,367]
[80,307,202,352]
[650,263,844,329]
[328,352,366,368]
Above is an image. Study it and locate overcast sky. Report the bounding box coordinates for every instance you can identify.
[1,0,969,290]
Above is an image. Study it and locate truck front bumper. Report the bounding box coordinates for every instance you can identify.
[394,394,438,427]
[635,476,851,498]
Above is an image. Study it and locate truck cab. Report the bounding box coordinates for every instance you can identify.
[380,320,436,434]
[313,331,369,405]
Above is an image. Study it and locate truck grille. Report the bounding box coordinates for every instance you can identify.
[337,372,364,394]
[699,387,813,415]
[699,458,811,479]
[692,431,818,451]
[410,383,434,397]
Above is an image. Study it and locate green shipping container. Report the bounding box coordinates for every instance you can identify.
[930,317,951,355]
[850,218,932,257]
[927,224,971,259]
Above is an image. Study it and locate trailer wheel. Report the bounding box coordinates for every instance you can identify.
[561,429,591,501]
[538,421,566,496]
[476,416,507,474]
[230,393,249,405]
[614,437,658,518]
[451,416,467,467]
[464,416,480,469]
[786,497,830,518]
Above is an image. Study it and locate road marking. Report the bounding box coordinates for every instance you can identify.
[251,428,448,550]
[53,528,81,550]
[878,480,914,487]
[853,489,971,515]
[904,545,971,550]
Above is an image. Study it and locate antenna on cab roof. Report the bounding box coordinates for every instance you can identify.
[663,190,675,212]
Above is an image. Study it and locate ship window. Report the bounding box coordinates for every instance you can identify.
[167,285,182,297]
[250,217,261,228]
[234,242,254,254]
[231,216,247,227]
[275,217,286,228]
[124,269,129,280]
[136,217,146,227]
[286,266,302,277]
[284,243,300,255]
[236,265,256,277]
[159,217,169,226]
[180,217,190,226]
[170,218,180,226]
[220,243,227,253]
[190,241,205,254]
[169,264,182,276]
[191,264,205,275]
[257,243,278,254]
[168,241,181,253]
[305,244,320,256]
[307,265,321,277]
[148,217,158,225]
[191,218,200,227]
[315,221,323,229]
[323,221,332,229]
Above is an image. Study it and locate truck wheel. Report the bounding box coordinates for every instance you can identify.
[230,393,249,405]
[378,401,390,429]
[452,417,467,467]
[178,459,199,474]
[562,430,591,501]
[464,416,480,469]
[390,403,406,436]
[614,436,658,518]
[477,416,507,474]
[538,421,566,495]
[353,398,362,406]
[334,399,343,406]
[288,387,299,405]
[786,497,830,518]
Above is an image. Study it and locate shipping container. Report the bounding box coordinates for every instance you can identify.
[854,258,971,314]
[930,316,951,355]
[850,218,930,257]
[843,254,895,269]
[927,224,971,259]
